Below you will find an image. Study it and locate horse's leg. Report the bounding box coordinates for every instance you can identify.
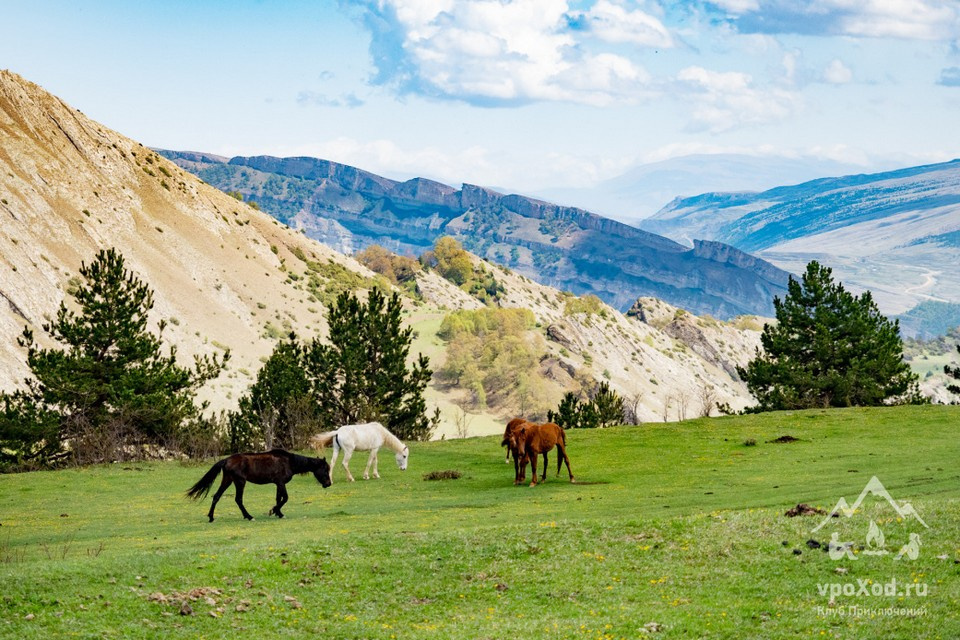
[270,483,283,517]
[512,450,520,485]
[234,478,254,520]
[329,445,339,485]
[341,447,356,482]
[271,483,288,518]
[208,472,234,523]
[364,448,379,480]
[558,442,575,482]
[541,451,548,483]
[529,452,538,487]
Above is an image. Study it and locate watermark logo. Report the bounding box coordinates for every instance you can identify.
[812,476,930,618]
[812,475,928,561]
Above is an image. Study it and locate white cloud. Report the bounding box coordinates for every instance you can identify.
[823,58,853,84]
[577,0,674,47]
[355,0,663,105]
[676,66,801,132]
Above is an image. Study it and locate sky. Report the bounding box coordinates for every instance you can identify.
[4,0,960,202]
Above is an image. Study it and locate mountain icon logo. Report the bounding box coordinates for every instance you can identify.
[813,476,928,562]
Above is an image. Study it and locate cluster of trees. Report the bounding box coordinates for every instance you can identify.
[548,382,626,429]
[437,307,548,416]
[355,245,421,288]
[0,249,436,469]
[421,237,504,304]
[229,289,435,451]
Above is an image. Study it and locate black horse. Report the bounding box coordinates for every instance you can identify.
[187,449,331,522]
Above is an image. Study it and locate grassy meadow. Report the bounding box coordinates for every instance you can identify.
[1,405,958,639]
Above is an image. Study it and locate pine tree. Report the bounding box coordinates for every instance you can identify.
[0,248,227,464]
[548,391,602,429]
[738,261,920,411]
[548,392,582,429]
[305,289,434,441]
[229,334,312,452]
[591,381,624,427]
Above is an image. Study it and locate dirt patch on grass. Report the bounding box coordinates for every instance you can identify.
[423,470,462,480]
[769,435,800,443]
[784,503,827,517]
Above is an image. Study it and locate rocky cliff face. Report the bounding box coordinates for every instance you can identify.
[159,151,792,319]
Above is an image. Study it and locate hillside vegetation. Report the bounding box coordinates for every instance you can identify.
[1,406,957,638]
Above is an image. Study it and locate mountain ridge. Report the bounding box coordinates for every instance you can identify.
[160,150,791,319]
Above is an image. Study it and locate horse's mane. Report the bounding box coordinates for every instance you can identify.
[272,449,323,474]
[376,422,406,453]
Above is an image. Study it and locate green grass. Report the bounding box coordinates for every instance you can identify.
[1,406,959,639]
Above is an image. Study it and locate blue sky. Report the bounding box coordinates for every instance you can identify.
[4,0,960,199]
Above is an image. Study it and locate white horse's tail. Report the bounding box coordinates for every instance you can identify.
[309,431,338,454]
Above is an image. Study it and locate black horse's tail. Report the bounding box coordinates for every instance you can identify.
[186,459,227,500]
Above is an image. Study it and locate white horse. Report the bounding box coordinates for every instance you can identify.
[309,422,408,483]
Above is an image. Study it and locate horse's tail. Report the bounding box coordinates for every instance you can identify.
[309,431,338,454]
[186,458,227,500]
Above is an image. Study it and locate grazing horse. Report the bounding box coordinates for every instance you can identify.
[502,418,539,484]
[186,449,331,522]
[515,422,574,487]
[309,422,408,484]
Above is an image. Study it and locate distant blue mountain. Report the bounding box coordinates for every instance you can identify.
[638,159,960,336]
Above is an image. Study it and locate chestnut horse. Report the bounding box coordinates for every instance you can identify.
[187,449,331,522]
[514,422,574,487]
[501,418,530,482]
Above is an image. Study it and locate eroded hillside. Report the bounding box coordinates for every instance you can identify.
[0,70,375,411]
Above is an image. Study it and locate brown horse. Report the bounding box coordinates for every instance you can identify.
[501,418,530,482]
[515,422,574,487]
[187,449,331,522]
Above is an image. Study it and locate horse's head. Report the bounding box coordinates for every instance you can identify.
[514,426,528,456]
[313,457,332,488]
[395,446,409,471]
